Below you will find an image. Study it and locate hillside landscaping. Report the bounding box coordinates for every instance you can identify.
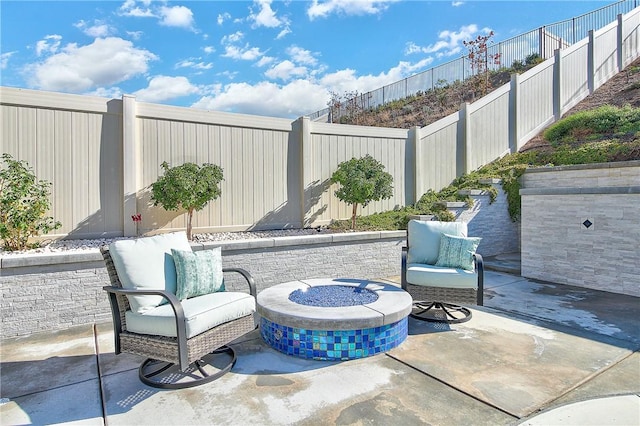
[328,59,640,232]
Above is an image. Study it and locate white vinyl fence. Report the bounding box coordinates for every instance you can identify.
[1,8,639,240]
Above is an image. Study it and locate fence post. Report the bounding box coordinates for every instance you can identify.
[509,73,520,153]
[122,94,139,237]
[553,49,562,120]
[617,13,624,71]
[410,126,421,204]
[457,102,470,177]
[588,30,595,94]
[539,27,545,58]
[297,116,312,227]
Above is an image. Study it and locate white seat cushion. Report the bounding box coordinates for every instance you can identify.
[406,263,477,289]
[125,292,256,338]
[109,232,192,314]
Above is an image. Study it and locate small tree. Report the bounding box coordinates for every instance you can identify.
[463,31,501,96]
[0,153,61,251]
[151,161,224,240]
[330,155,393,230]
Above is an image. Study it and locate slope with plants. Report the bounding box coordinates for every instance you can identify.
[328,59,640,231]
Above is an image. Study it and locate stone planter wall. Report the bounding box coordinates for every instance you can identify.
[0,231,405,339]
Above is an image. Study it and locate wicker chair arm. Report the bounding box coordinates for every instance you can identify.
[222,267,257,297]
[102,285,189,365]
[401,247,408,291]
[473,253,484,306]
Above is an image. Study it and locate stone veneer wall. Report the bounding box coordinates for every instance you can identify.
[520,161,640,297]
[456,181,521,257]
[0,232,405,338]
[0,184,522,339]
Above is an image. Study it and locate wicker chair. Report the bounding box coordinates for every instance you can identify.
[101,233,257,389]
[401,220,483,323]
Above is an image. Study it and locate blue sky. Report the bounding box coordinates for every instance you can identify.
[0,1,621,118]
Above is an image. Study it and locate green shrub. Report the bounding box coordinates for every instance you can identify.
[0,153,61,251]
[330,155,393,230]
[543,105,640,144]
[151,161,224,240]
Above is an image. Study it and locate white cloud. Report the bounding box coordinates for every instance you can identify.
[36,35,62,57]
[223,44,265,61]
[191,56,432,118]
[249,0,283,28]
[127,30,144,40]
[307,0,398,20]
[405,24,490,57]
[192,79,329,117]
[86,86,123,99]
[221,31,265,61]
[256,56,276,67]
[176,58,213,70]
[1,51,16,69]
[25,37,157,92]
[452,1,464,6]
[159,5,195,30]
[217,12,231,25]
[320,58,433,94]
[203,46,216,54]
[119,0,154,18]
[133,75,200,102]
[265,60,308,81]
[287,46,318,65]
[222,31,244,44]
[277,28,292,39]
[74,20,115,38]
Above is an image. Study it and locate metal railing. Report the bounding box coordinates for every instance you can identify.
[307,0,638,122]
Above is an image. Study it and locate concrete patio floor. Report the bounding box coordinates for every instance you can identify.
[1,269,639,425]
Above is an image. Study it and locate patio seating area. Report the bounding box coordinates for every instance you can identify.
[1,259,639,425]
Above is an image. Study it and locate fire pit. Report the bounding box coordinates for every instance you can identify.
[257,278,412,361]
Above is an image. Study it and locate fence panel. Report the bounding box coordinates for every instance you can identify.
[468,84,511,171]
[623,8,640,66]
[0,87,123,239]
[516,60,556,144]
[416,113,460,196]
[306,123,409,225]
[560,39,590,113]
[135,103,295,234]
[594,21,620,88]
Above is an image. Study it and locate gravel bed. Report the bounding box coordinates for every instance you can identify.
[0,228,333,257]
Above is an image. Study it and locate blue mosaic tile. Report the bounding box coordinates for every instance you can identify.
[260,317,409,361]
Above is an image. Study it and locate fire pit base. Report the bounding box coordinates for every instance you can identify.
[257,278,413,361]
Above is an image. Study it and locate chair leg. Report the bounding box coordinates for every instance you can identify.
[410,301,472,324]
[138,346,237,389]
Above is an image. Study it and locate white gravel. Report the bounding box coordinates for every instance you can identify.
[0,228,333,257]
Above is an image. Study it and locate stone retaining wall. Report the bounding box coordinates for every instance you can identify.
[0,184,521,339]
[520,161,640,297]
[0,232,405,338]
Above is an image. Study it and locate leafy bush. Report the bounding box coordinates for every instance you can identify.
[151,161,224,240]
[330,155,393,229]
[0,153,61,251]
[543,105,640,144]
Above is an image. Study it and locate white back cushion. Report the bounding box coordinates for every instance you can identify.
[407,220,467,265]
[109,232,192,313]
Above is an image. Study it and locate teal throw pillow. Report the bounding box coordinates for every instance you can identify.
[435,233,481,271]
[172,247,225,300]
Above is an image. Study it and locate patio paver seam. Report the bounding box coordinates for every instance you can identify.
[384,352,521,421]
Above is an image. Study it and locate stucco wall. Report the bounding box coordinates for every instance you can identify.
[520,161,640,297]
